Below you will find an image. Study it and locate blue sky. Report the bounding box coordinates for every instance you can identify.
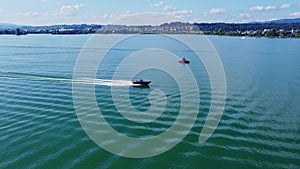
[0,0,300,25]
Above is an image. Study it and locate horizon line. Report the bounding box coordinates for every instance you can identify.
[1,17,300,27]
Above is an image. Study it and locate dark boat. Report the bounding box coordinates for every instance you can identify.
[179,58,190,64]
[131,79,151,86]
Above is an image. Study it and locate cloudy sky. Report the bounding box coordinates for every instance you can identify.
[0,0,300,25]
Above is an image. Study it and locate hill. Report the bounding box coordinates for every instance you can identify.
[268,18,300,24]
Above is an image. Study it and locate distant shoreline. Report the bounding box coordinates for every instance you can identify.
[1,32,300,39]
[1,21,300,38]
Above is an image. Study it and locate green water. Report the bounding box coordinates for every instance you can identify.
[0,34,299,168]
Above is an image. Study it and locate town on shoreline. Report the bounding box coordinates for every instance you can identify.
[1,21,300,38]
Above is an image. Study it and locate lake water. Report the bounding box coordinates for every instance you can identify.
[0,34,299,169]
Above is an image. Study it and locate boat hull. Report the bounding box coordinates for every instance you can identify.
[131,80,151,86]
[179,60,190,64]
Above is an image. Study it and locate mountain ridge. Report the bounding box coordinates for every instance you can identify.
[266,18,300,24]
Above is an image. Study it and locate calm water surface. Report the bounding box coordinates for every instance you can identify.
[0,34,299,169]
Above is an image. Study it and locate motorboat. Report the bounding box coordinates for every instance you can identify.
[179,58,190,64]
[131,79,151,86]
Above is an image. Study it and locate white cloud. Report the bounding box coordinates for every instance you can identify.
[249,6,264,12]
[280,4,292,9]
[168,9,192,16]
[58,3,84,16]
[93,10,134,24]
[239,13,251,23]
[164,5,176,11]
[103,11,132,19]
[24,11,39,17]
[249,4,292,12]
[118,10,132,18]
[150,1,164,8]
[208,8,226,14]
[16,11,40,17]
[240,13,250,19]
[291,11,300,17]
[101,13,113,20]
[265,6,276,11]
[150,1,191,19]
